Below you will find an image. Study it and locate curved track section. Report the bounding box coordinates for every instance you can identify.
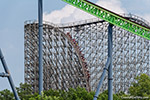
[64,32,90,91]
[24,22,90,92]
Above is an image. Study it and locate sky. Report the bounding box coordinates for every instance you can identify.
[0,0,150,91]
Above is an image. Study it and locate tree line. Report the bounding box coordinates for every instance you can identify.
[0,74,150,100]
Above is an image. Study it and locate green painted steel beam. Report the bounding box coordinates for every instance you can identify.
[62,0,150,40]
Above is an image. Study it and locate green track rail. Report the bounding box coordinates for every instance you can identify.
[62,0,150,40]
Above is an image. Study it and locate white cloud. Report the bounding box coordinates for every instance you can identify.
[96,0,127,14]
[142,14,150,23]
[44,5,76,24]
[43,0,127,24]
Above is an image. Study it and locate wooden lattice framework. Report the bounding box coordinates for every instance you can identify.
[24,14,150,93]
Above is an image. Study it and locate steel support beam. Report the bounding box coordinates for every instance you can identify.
[0,49,20,100]
[93,58,110,100]
[38,0,43,95]
[108,24,113,100]
[93,24,113,100]
[0,72,9,77]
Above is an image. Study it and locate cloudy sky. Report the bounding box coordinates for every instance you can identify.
[0,0,150,91]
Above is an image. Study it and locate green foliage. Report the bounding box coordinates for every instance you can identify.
[66,87,92,100]
[43,87,94,100]
[129,74,150,97]
[98,90,121,100]
[0,89,15,100]
[35,87,121,100]
[0,86,121,100]
[29,93,60,100]
[16,82,34,100]
[2,75,150,100]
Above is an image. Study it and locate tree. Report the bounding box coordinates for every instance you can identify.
[16,83,33,100]
[0,83,123,100]
[0,89,15,100]
[98,90,121,100]
[129,74,150,97]
[44,87,94,100]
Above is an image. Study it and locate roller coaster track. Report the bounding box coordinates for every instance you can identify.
[24,22,91,92]
[54,27,91,89]
[62,0,150,40]
[64,32,90,91]
[24,15,150,94]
